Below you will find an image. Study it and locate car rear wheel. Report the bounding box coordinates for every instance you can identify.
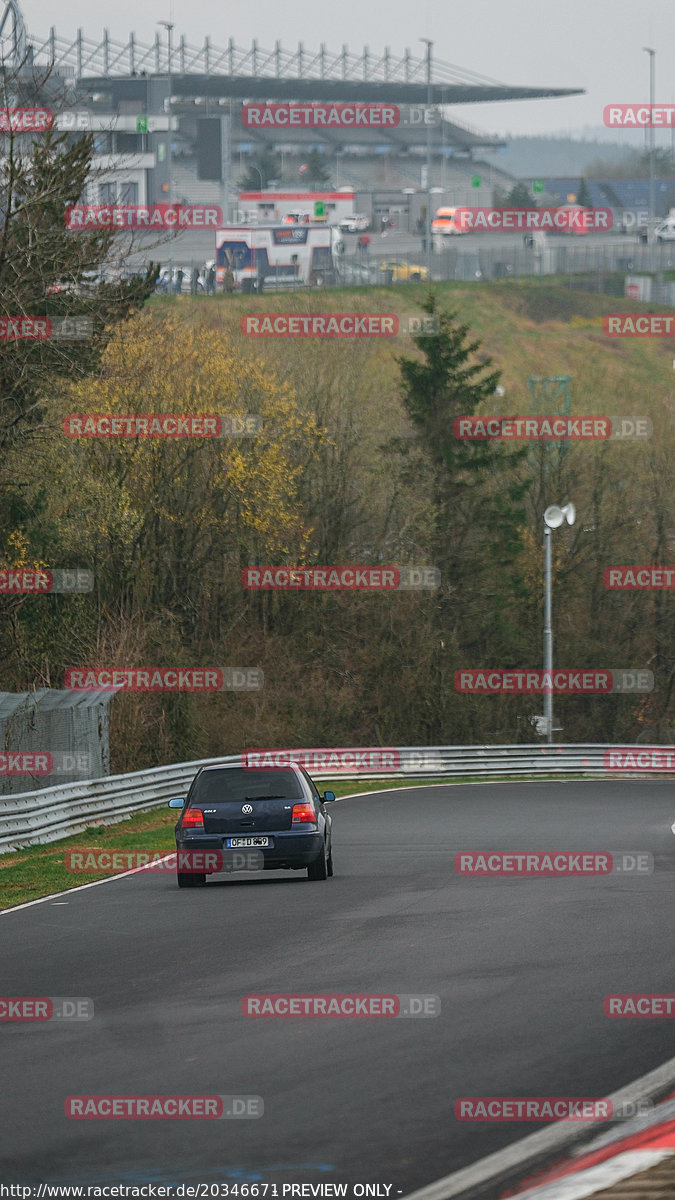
[307,842,328,881]
[177,872,206,888]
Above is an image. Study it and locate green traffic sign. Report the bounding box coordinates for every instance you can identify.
[471,174,482,188]
[314,201,325,217]
[136,116,148,133]
[532,179,544,194]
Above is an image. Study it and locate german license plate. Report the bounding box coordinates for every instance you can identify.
[226,836,270,848]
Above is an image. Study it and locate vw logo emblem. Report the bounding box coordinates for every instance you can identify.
[241,803,253,814]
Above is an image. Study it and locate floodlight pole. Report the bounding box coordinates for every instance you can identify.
[420,38,432,277]
[159,19,174,291]
[643,48,655,243]
[543,524,554,744]
[542,501,575,744]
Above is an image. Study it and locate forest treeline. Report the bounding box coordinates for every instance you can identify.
[0,125,673,768]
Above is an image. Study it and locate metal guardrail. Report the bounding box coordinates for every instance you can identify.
[0,744,672,854]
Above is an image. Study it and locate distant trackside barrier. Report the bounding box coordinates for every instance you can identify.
[0,745,672,854]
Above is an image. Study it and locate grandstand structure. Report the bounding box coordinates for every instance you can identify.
[2,1,585,222]
[540,177,675,222]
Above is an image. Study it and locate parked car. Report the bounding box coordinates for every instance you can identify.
[282,210,312,224]
[45,271,102,296]
[655,216,675,242]
[168,762,335,887]
[379,258,430,281]
[338,213,370,233]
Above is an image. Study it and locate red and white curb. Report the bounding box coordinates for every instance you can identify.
[401,1061,675,1200]
[503,1108,675,1198]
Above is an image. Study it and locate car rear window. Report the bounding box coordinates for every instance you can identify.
[189,768,304,805]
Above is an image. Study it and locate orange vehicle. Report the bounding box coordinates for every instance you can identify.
[431,206,466,236]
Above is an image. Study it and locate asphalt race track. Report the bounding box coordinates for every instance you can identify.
[1,780,673,1192]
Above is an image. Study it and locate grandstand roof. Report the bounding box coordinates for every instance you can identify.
[83,75,583,107]
[32,31,583,105]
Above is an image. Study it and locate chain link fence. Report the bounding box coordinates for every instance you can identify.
[147,230,675,295]
[0,689,115,795]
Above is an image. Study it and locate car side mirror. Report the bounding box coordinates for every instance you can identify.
[322,790,336,803]
[168,797,185,809]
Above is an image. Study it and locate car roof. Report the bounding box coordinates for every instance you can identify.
[197,761,303,774]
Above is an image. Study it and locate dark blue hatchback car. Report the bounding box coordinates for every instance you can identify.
[169,763,335,888]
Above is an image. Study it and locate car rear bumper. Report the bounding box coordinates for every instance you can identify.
[176,830,324,871]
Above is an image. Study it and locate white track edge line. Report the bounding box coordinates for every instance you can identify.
[0,853,176,914]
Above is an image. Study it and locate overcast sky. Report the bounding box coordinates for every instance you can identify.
[20,0,675,139]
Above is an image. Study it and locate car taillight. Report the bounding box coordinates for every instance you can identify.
[291,803,316,824]
[181,808,204,829]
